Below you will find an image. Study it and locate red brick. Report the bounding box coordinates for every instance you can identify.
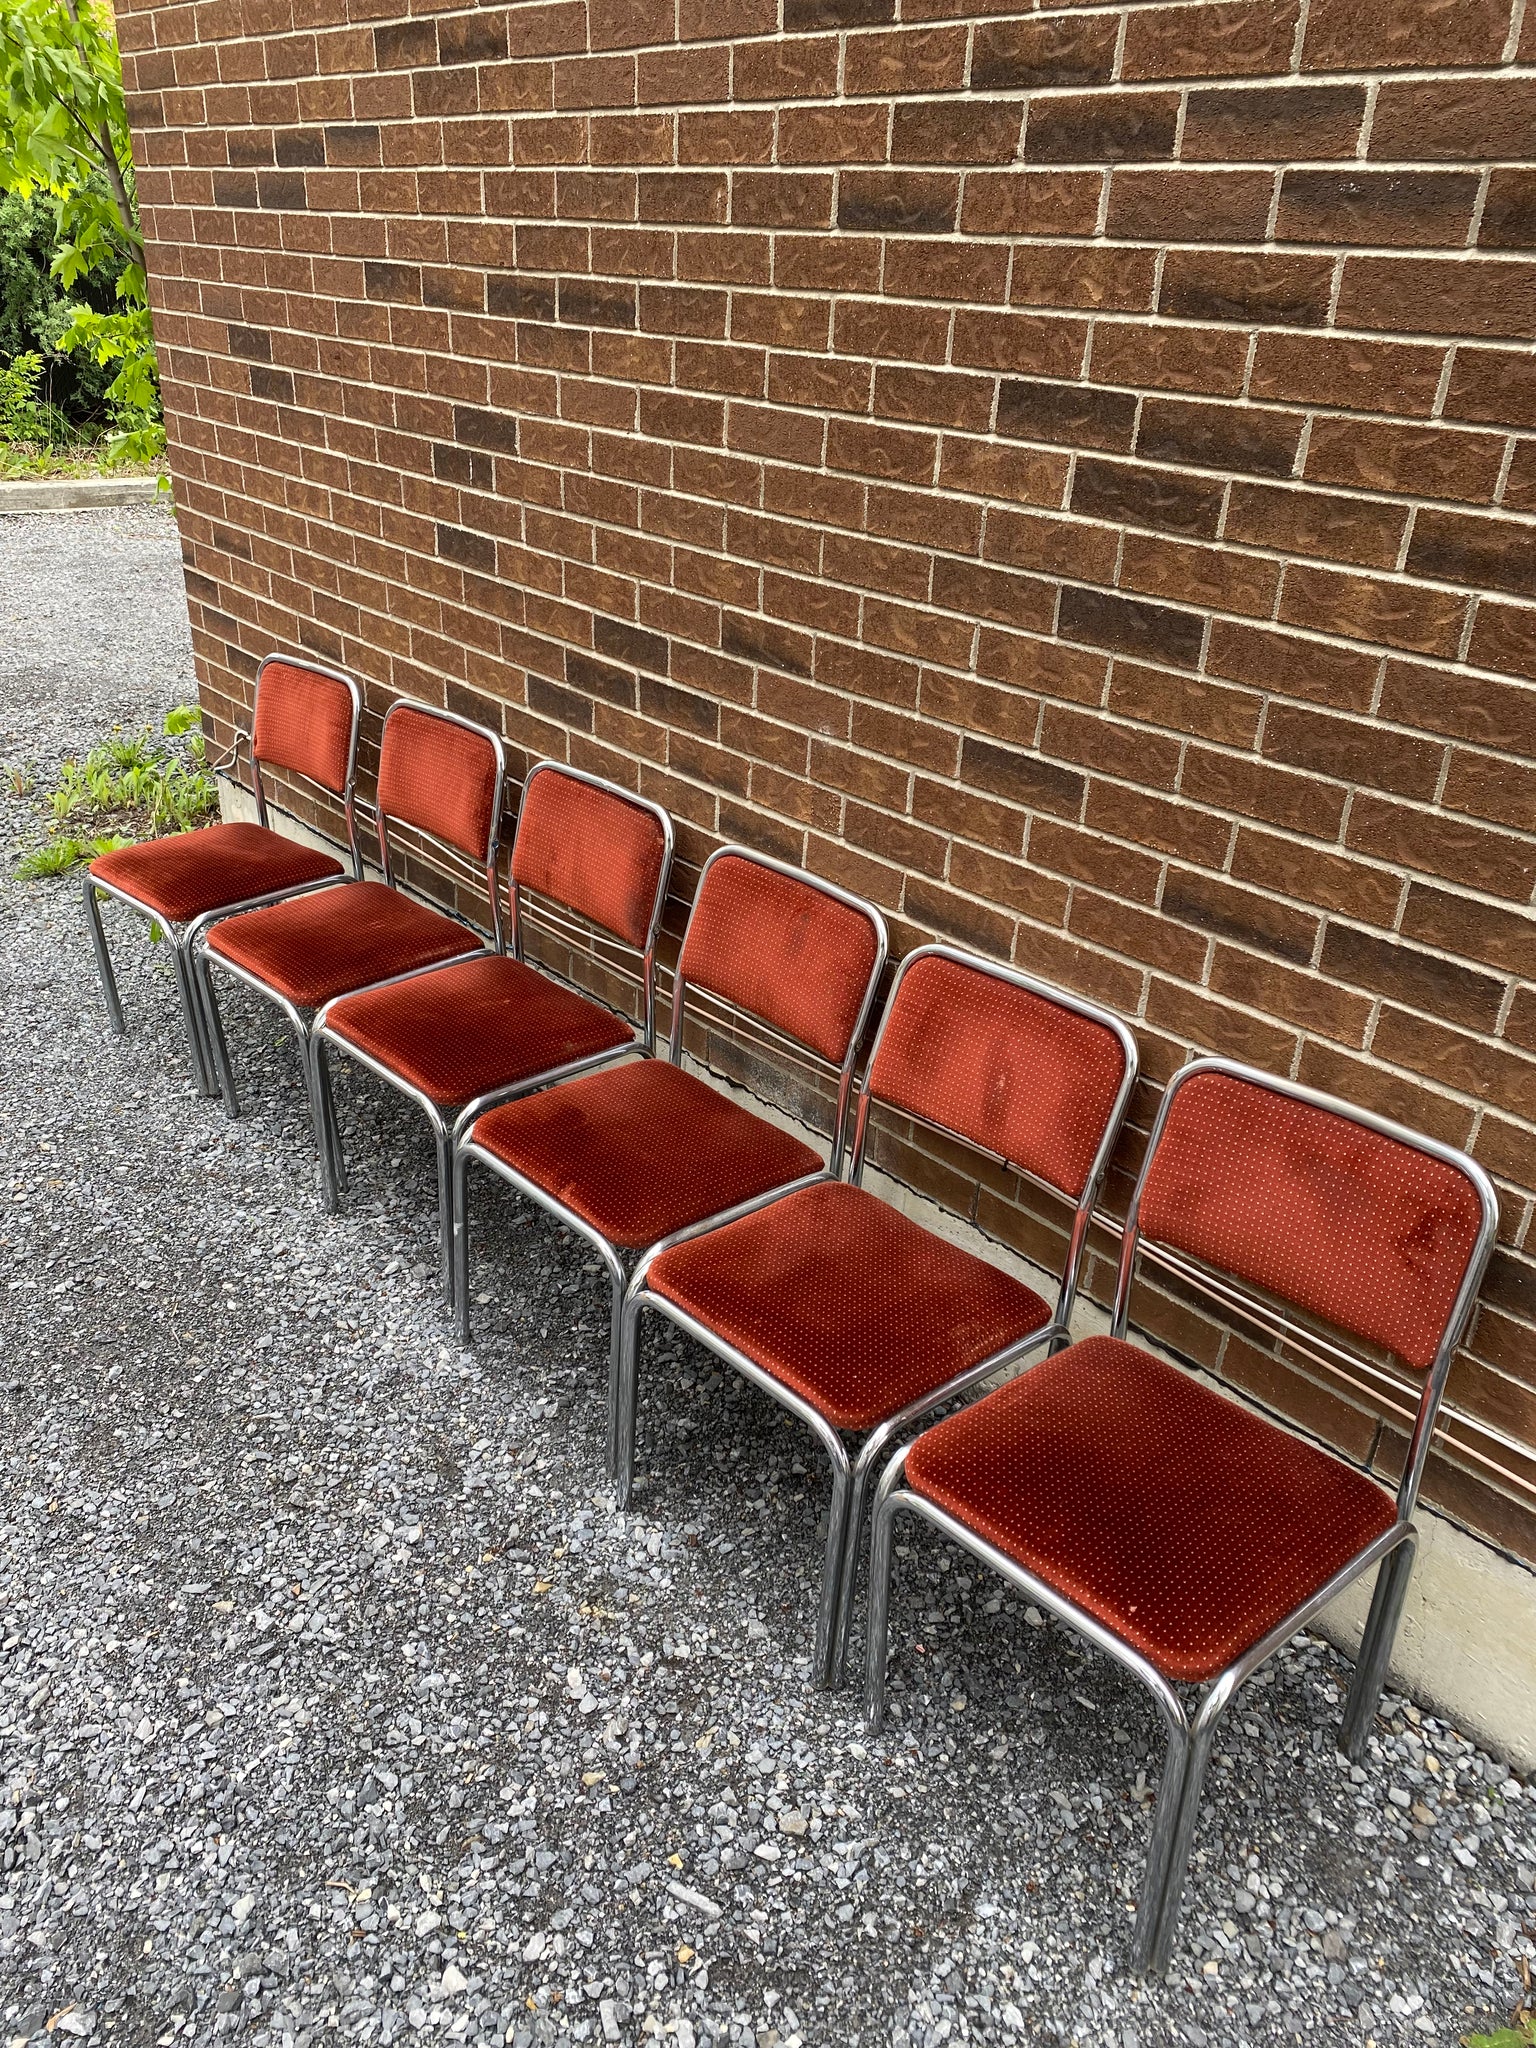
[1302,0,1511,71]
[1248,333,1445,418]
[1107,169,1275,244]
[1305,418,1506,506]
[1278,564,1469,660]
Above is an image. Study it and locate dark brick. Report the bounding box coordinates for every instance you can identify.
[433,444,496,490]
[248,364,294,403]
[528,674,596,731]
[436,522,497,573]
[1069,458,1224,539]
[274,128,326,169]
[838,171,957,235]
[959,736,1085,818]
[1407,510,1536,602]
[488,275,558,321]
[439,10,508,62]
[257,172,308,210]
[375,18,438,66]
[211,173,257,209]
[365,260,422,305]
[784,0,891,24]
[1160,251,1334,327]
[1058,587,1206,668]
[324,124,380,167]
[558,278,637,328]
[1137,396,1303,479]
[595,615,670,674]
[454,406,519,456]
[971,14,1118,92]
[226,324,271,362]
[1024,91,1180,164]
[564,650,637,708]
[996,377,1138,454]
[1161,871,1317,965]
[1319,925,1504,1034]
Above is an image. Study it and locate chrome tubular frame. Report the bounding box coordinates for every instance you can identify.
[82,652,365,1096]
[450,844,889,1472]
[864,1053,1499,1978]
[312,760,674,1304]
[619,942,1139,1691]
[195,695,505,1191]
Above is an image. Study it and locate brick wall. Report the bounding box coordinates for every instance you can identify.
[117,0,1536,1563]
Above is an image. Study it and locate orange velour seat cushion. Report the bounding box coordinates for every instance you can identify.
[646,1179,1052,1432]
[468,1059,823,1250]
[89,822,343,925]
[322,953,633,1107]
[905,1335,1398,1685]
[207,880,481,1009]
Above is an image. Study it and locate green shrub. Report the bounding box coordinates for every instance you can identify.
[0,187,118,432]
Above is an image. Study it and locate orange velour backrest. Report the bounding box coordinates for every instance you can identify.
[867,952,1131,1201]
[375,705,500,863]
[1136,1068,1486,1372]
[676,851,880,1068]
[511,768,668,951]
[251,659,355,792]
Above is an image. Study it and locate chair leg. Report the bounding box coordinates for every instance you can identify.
[174,934,220,1098]
[82,874,125,1036]
[434,1125,454,1305]
[197,954,241,1119]
[604,1260,629,1482]
[1135,1716,1215,1978]
[311,1037,343,1214]
[169,940,216,1098]
[813,1450,853,1691]
[830,1445,878,1689]
[1341,1533,1417,1762]
[452,1147,473,1344]
[863,1458,909,1732]
[614,1288,644,1509]
[299,1024,337,1200]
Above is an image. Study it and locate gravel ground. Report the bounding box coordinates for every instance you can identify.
[2,505,1535,2048]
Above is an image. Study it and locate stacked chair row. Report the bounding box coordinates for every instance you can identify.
[83,653,1499,1975]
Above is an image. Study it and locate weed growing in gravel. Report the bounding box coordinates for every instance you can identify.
[1465,1976,1536,2048]
[12,703,213,876]
[16,830,130,878]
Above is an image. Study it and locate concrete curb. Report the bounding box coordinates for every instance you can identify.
[0,474,168,512]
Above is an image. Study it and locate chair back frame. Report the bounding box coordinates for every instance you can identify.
[848,944,1139,1336]
[507,759,676,1055]
[664,843,890,1177]
[248,651,365,879]
[1112,1055,1500,1522]
[374,697,508,953]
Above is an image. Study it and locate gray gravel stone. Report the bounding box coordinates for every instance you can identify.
[2,507,1535,2048]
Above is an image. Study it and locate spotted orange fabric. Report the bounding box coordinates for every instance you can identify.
[469,1059,822,1249]
[376,705,500,861]
[869,953,1129,1200]
[252,660,355,791]
[512,769,668,950]
[906,1335,1398,1684]
[207,880,480,1009]
[648,1179,1051,1431]
[89,823,342,925]
[323,952,632,1106]
[677,853,880,1068]
[1140,1070,1485,1372]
